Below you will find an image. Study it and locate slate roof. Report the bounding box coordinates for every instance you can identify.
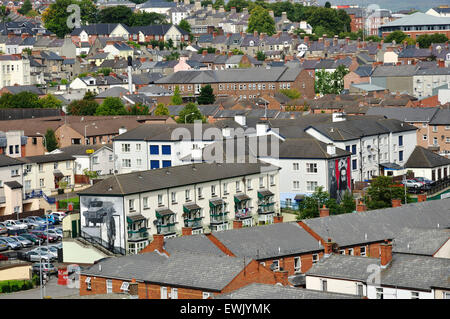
[4,181,22,189]
[162,234,227,257]
[96,87,129,98]
[381,12,450,28]
[81,251,252,291]
[3,85,44,95]
[78,162,278,196]
[405,146,450,168]
[302,199,450,247]
[211,222,324,260]
[392,228,450,256]
[353,65,373,77]
[215,283,360,299]
[429,109,450,125]
[366,107,438,122]
[371,65,418,77]
[58,144,111,156]
[306,253,450,291]
[20,153,76,164]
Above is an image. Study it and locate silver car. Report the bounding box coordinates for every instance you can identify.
[31,246,58,258]
[4,220,28,230]
[20,218,41,229]
[0,237,21,250]
[46,229,62,240]
[0,224,7,235]
[26,250,56,262]
[10,236,33,248]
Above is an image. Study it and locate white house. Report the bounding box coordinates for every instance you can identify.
[0,55,31,88]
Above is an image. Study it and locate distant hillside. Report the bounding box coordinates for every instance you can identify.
[317,0,447,12]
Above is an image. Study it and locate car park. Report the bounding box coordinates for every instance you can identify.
[0,237,22,250]
[0,224,7,235]
[0,221,19,232]
[0,241,7,252]
[32,262,57,276]
[30,230,57,243]
[26,251,56,263]
[46,229,62,241]
[10,236,33,248]
[4,220,28,230]
[31,246,58,258]
[19,218,41,229]
[401,179,423,188]
[51,212,67,223]
[20,233,44,245]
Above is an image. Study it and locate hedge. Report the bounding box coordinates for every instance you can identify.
[0,279,34,293]
[58,197,80,210]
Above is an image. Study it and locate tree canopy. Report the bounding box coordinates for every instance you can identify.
[315,65,349,95]
[44,129,58,152]
[178,19,191,34]
[0,92,63,109]
[95,97,127,115]
[67,99,99,115]
[176,103,205,123]
[416,33,448,49]
[171,86,183,105]
[153,103,170,116]
[18,0,32,15]
[197,84,216,105]
[98,6,167,26]
[247,6,276,36]
[365,176,411,210]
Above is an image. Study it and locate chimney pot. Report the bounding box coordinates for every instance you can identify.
[380,242,392,267]
[319,205,329,218]
[274,270,289,286]
[391,198,402,208]
[182,227,192,236]
[233,220,243,229]
[273,215,283,223]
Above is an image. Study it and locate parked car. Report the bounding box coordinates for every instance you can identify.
[401,179,423,188]
[0,241,7,252]
[0,221,20,231]
[46,229,62,241]
[0,237,22,250]
[31,246,58,258]
[26,251,56,263]
[19,218,41,229]
[10,236,33,248]
[413,177,435,186]
[0,224,7,235]
[32,262,57,275]
[4,220,28,230]
[51,212,67,223]
[43,214,58,225]
[20,233,44,245]
[0,253,8,261]
[29,230,57,243]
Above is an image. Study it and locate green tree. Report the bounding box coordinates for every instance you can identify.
[416,33,448,49]
[171,86,183,105]
[153,103,170,116]
[256,51,266,61]
[97,67,112,76]
[44,129,58,152]
[126,103,149,115]
[279,88,301,99]
[324,1,331,8]
[365,176,410,210]
[178,19,191,34]
[0,6,10,22]
[98,5,132,24]
[340,191,356,214]
[331,65,349,94]
[0,92,41,108]
[197,84,215,105]
[315,65,348,95]
[247,6,276,36]
[38,94,63,109]
[67,99,99,115]
[95,97,126,115]
[177,103,205,123]
[225,0,249,12]
[385,30,407,44]
[297,186,330,219]
[18,0,32,15]
[127,11,167,26]
[213,0,224,10]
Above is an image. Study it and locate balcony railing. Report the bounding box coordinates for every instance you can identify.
[157,223,176,234]
[210,212,228,224]
[184,217,203,228]
[258,203,275,214]
[128,228,149,241]
[235,208,252,219]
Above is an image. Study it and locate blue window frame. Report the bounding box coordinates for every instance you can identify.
[352,159,357,170]
[150,145,159,155]
[351,145,357,155]
[162,160,171,168]
[161,145,171,155]
[399,151,403,162]
[150,160,160,169]
[398,135,403,146]
[345,145,350,152]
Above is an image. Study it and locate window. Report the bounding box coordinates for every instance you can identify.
[202,292,211,299]
[122,144,130,152]
[198,187,203,199]
[39,178,44,187]
[162,160,171,168]
[433,126,438,132]
[158,194,163,206]
[312,254,319,264]
[376,288,383,299]
[185,189,190,201]
[352,159,357,170]
[136,159,142,166]
[171,192,177,203]
[150,145,159,155]
[293,181,300,189]
[270,175,275,185]
[160,286,167,299]
[411,291,419,299]
[247,179,252,190]
[106,280,113,293]
[294,257,301,273]
[120,282,129,292]
[85,277,91,290]
[293,163,299,170]
[9,145,12,154]
[143,197,149,209]
[236,181,240,192]
[15,145,19,154]
[259,177,264,188]
[399,151,403,162]
[128,199,135,211]
[339,249,345,255]
[351,145,357,155]
[307,181,318,192]
[306,163,317,173]
[10,169,19,177]
[423,134,428,140]
[398,135,403,146]
[162,145,171,155]
[223,182,228,194]
[150,160,160,169]
[272,260,280,271]
[54,162,58,169]
[211,185,216,196]
[356,283,364,296]
[136,144,141,151]
[360,246,366,257]
[348,248,354,255]
[171,288,178,299]
[122,159,131,168]
[320,279,327,292]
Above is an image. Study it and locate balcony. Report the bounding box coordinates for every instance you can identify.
[128,228,149,241]
[184,217,203,229]
[210,212,228,224]
[258,202,275,214]
[235,208,252,219]
[157,223,176,235]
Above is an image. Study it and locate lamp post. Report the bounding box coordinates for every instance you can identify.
[84,123,97,145]
[44,209,52,297]
[185,112,195,124]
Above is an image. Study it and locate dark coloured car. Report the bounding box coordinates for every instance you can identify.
[20,233,44,245]
[30,230,57,243]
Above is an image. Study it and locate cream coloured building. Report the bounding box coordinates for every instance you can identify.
[0,55,31,88]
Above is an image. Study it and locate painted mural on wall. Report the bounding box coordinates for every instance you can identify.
[328,157,351,202]
[80,196,125,254]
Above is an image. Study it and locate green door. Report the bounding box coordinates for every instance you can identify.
[72,220,78,238]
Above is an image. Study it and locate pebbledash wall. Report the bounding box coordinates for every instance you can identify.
[78,260,281,299]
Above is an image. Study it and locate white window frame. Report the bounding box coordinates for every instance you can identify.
[312,254,319,264]
[348,248,354,256]
[120,281,129,292]
[160,286,167,299]
[306,163,317,173]
[293,163,299,170]
[360,246,366,257]
[85,277,91,290]
[320,279,327,292]
[376,287,383,299]
[411,291,419,299]
[171,287,178,299]
[356,283,364,296]
[294,257,301,273]
[106,279,113,294]
[272,260,280,271]
[202,292,211,299]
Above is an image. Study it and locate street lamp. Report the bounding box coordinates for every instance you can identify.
[36,132,46,152]
[185,112,195,124]
[84,123,97,145]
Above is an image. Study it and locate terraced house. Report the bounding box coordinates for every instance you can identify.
[77,161,280,255]
[155,66,315,99]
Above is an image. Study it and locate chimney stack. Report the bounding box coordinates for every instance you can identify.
[273,215,283,223]
[182,227,193,236]
[233,219,243,229]
[128,278,139,297]
[274,270,289,286]
[319,205,329,217]
[391,198,402,208]
[202,49,208,56]
[356,200,366,212]
[417,194,427,202]
[230,6,236,14]
[324,238,334,255]
[380,241,392,267]
[152,234,164,252]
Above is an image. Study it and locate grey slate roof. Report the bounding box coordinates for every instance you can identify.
[81,251,251,291]
[162,234,227,257]
[366,107,438,122]
[4,181,22,189]
[371,65,418,77]
[392,228,450,256]
[58,144,111,156]
[78,162,278,196]
[429,109,450,125]
[20,153,75,164]
[215,283,360,299]
[211,222,324,260]
[307,253,450,291]
[0,154,24,167]
[302,199,450,247]
[405,146,450,168]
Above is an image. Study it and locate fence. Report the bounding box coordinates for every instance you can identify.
[425,176,450,196]
[0,208,45,222]
[74,175,90,185]
[80,230,126,255]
